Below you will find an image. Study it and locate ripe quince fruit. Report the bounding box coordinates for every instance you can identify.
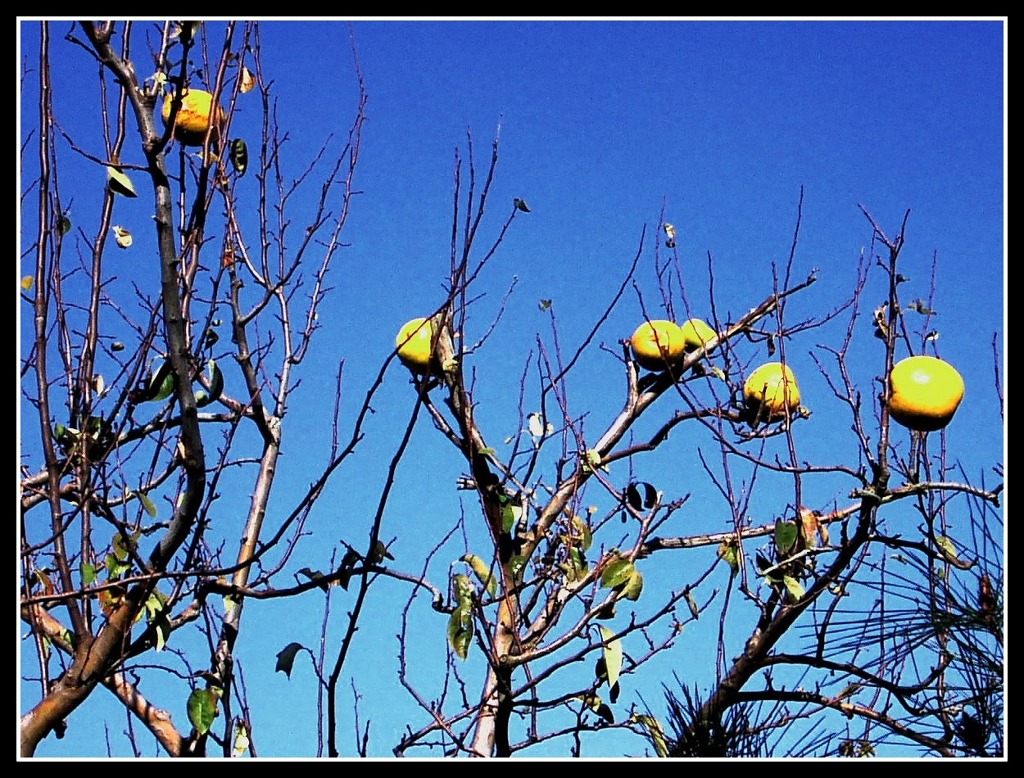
[396,317,435,373]
[887,355,964,432]
[679,318,717,352]
[161,89,226,147]
[630,320,686,372]
[744,361,801,422]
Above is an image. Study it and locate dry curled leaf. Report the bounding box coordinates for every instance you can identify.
[112,225,133,249]
[239,66,256,94]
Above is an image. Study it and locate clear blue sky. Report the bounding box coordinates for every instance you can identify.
[18,18,1005,759]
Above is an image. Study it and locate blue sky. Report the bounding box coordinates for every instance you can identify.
[18,18,1005,759]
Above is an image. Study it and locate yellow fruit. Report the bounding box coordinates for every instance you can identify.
[887,355,964,432]
[161,89,226,147]
[396,317,434,372]
[744,362,801,421]
[630,320,686,372]
[679,318,717,352]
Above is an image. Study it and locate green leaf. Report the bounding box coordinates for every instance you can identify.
[631,714,669,757]
[685,590,700,620]
[594,701,614,724]
[57,213,72,236]
[584,693,614,723]
[599,626,623,692]
[451,573,475,605]
[112,530,139,562]
[514,197,531,212]
[154,621,170,652]
[447,602,474,660]
[626,481,658,511]
[104,553,130,580]
[59,626,77,650]
[195,359,224,407]
[568,515,593,552]
[774,520,799,556]
[337,548,361,590]
[502,502,524,534]
[230,138,248,176]
[609,680,621,704]
[144,589,168,621]
[583,449,606,473]
[717,540,740,574]
[508,555,528,583]
[136,491,158,518]
[275,642,305,678]
[625,482,642,511]
[369,540,394,564]
[186,688,218,735]
[173,21,202,42]
[461,553,498,598]
[298,567,330,591]
[197,359,223,402]
[148,360,176,402]
[147,592,172,651]
[501,504,516,533]
[81,563,97,587]
[568,548,586,570]
[600,558,635,590]
[33,568,54,597]
[934,535,960,562]
[620,570,644,601]
[538,299,552,312]
[782,575,805,602]
[106,166,138,198]
[562,547,588,582]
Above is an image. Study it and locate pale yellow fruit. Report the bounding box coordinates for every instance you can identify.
[888,355,964,432]
[679,318,717,352]
[161,89,226,147]
[630,320,686,372]
[744,362,801,421]
[396,317,434,372]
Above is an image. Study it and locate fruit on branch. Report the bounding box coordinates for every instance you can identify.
[679,318,717,352]
[161,88,226,147]
[630,320,686,372]
[887,355,965,432]
[395,317,435,373]
[743,361,801,422]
